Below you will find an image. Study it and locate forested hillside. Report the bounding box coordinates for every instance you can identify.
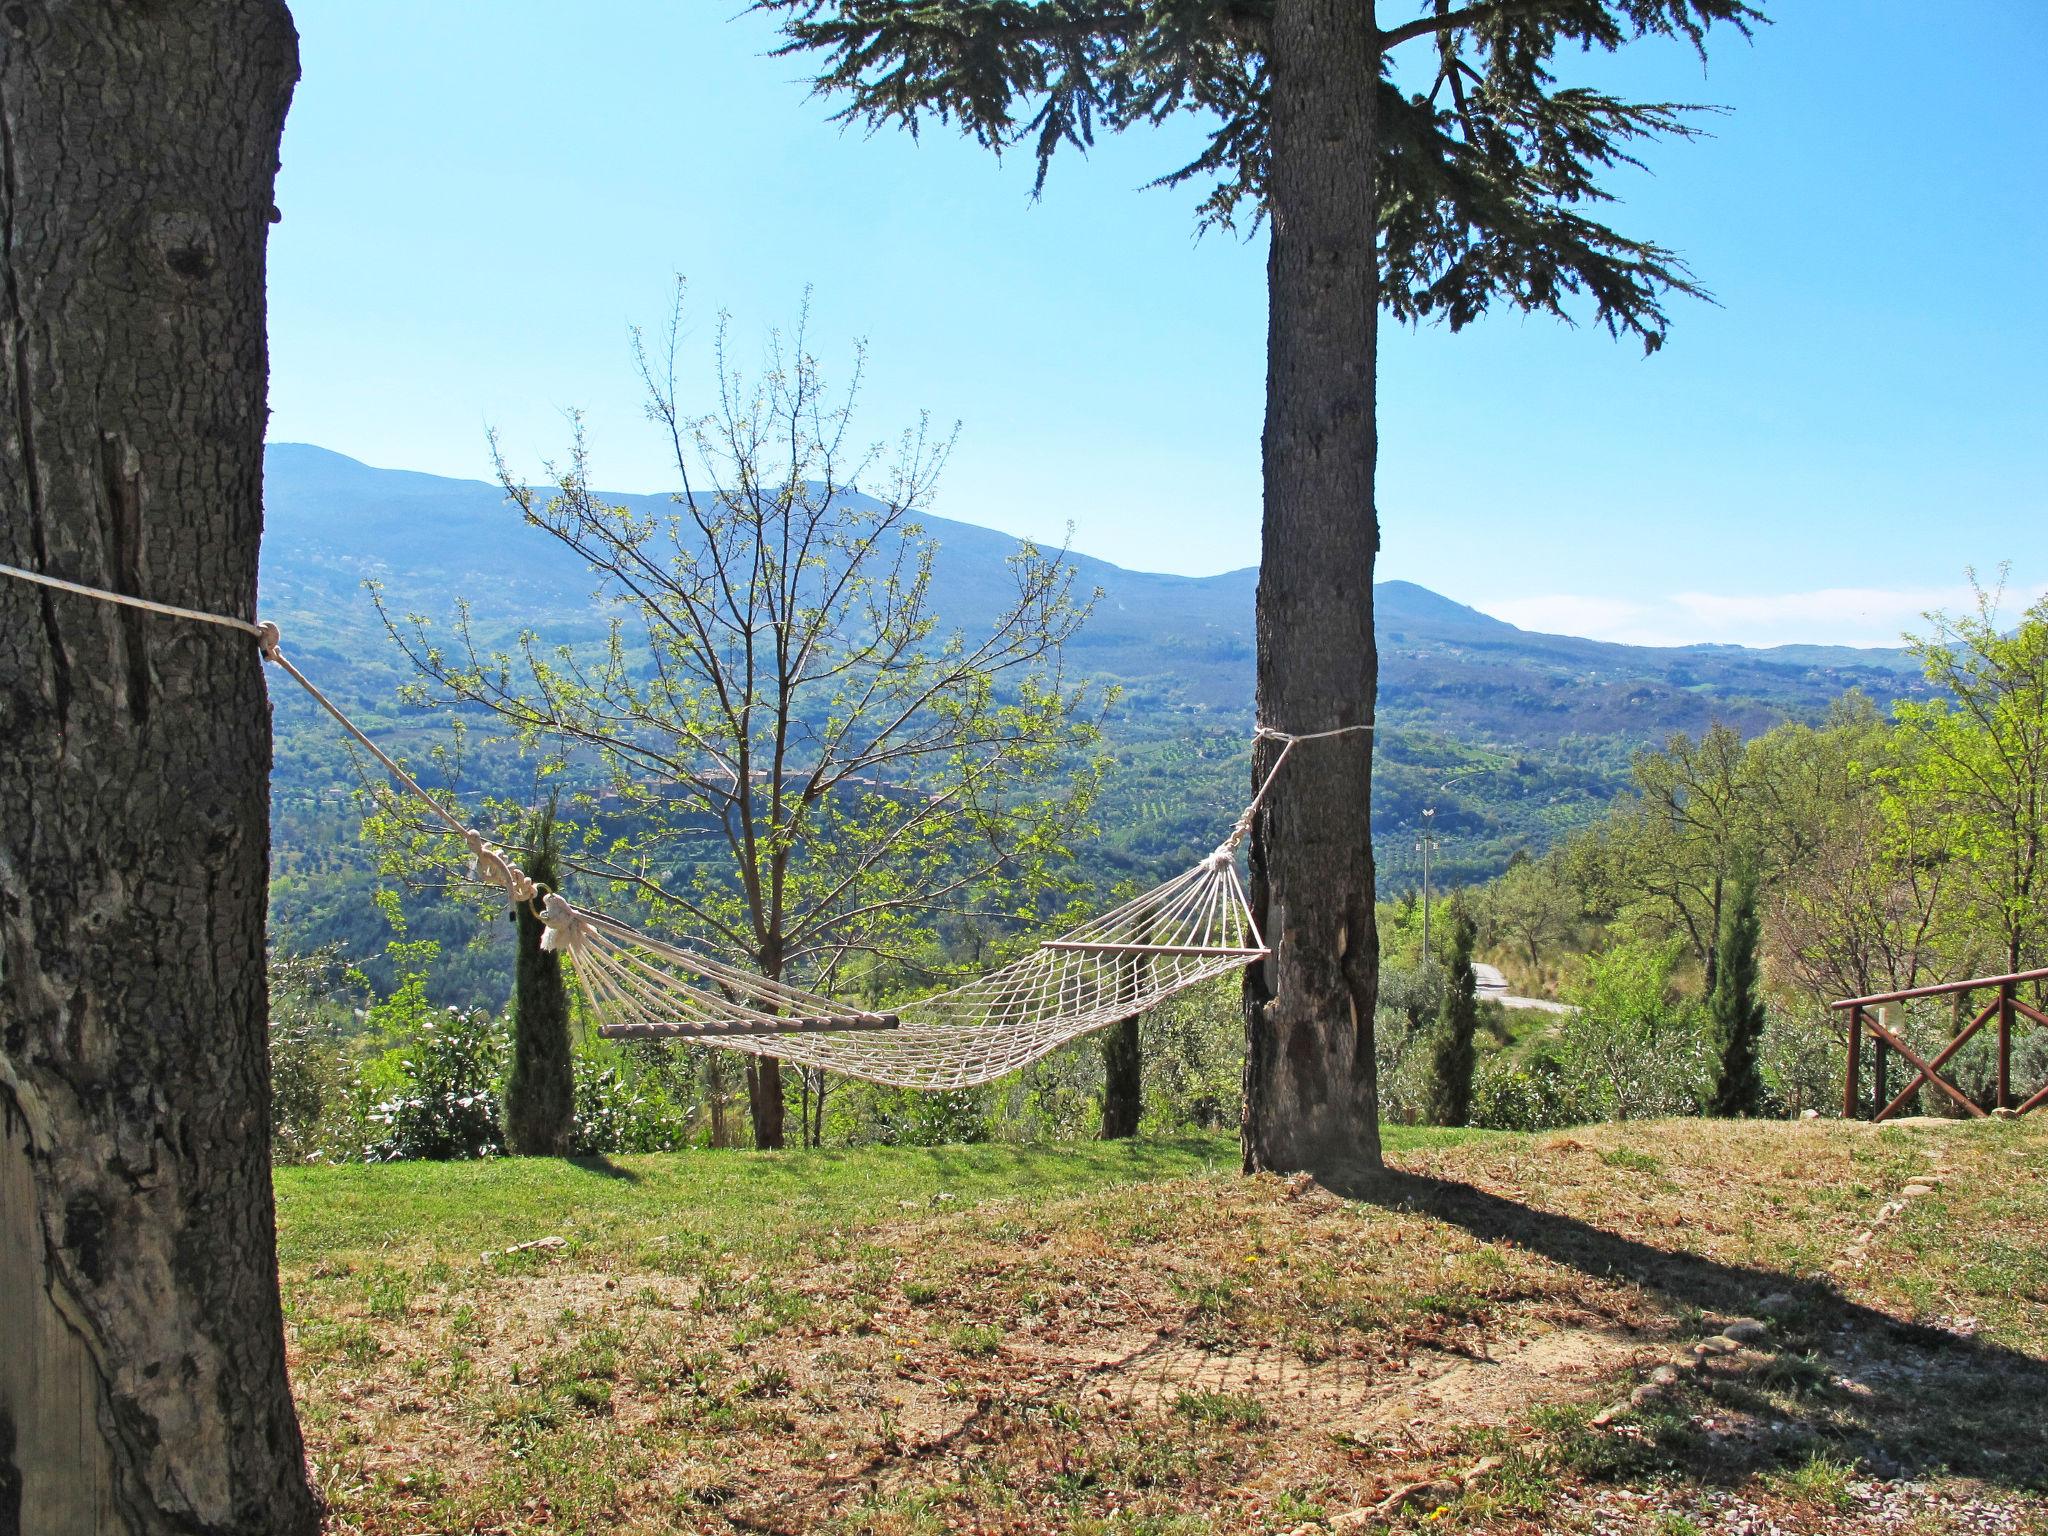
[263,444,1927,1002]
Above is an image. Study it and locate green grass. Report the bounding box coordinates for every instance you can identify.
[277,1118,2048,1535]
[276,1136,1235,1271]
[275,1126,1492,1274]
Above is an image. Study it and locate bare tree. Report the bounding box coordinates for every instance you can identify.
[377,291,1104,1146]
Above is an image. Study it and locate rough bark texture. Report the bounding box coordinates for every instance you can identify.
[505,824,573,1156]
[0,5,313,1533]
[1242,0,1383,1176]
[1098,1015,1142,1140]
[746,1056,786,1149]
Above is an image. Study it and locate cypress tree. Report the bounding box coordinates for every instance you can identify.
[1427,909,1480,1128]
[1708,863,1768,1117]
[506,798,576,1155]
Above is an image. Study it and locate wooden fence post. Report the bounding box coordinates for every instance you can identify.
[1845,1004,1863,1120]
[1999,981,2015,1111]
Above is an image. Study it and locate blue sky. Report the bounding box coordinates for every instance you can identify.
[268,1,2045,649]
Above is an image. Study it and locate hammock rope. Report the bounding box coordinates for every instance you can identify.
[1,559,1370,1089]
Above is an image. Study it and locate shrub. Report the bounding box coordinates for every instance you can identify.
[1373,960,1446,1125]
[1139,977,1244,1134]
[268,947,370,1163]
[1468,938,1720,1131]
[1471,1056,1580,1131]
[570,1038,699,1153]
[366,992,508,1162]
[1550,939,1714,1122]
[842,1084,993,1146]
[1761,1004,1838,1117]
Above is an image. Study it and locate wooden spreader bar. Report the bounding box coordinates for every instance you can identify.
[599,1013,900,1041]
[1042,940,1270,959]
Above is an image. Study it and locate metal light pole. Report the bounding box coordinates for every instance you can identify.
[1417,808,1437,954]
[1419,765,1498,956]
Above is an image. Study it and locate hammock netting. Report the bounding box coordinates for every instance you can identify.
[538,849,1266,1089]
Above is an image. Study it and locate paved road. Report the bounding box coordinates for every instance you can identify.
[1472,961,1575,1015]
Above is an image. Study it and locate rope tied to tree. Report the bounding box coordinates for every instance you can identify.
[1208,721,1374,863]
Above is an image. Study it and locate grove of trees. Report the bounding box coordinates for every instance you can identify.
[1446,583,2048,1125]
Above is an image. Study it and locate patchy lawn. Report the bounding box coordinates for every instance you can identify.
[276,1119,2048,1534]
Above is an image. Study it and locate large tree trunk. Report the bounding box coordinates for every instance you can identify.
[0,6,313,1533]
[1242,0,1382,1177]
[1098,1015,1142,1140]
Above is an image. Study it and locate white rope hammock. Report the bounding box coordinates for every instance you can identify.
[1,560,1370,1091]
[548,846,1267,1088]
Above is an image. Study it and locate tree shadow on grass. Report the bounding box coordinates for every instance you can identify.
[1326,1165,2048,1496]
[565,1154,641,1183]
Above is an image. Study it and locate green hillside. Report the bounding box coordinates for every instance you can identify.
[260,445,1929,1004]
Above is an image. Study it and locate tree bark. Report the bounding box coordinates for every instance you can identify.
[0,5,312,1533]
[1099,1015,1142,1140]
[746,1056,785,1149]
[1242,0,1382,1177]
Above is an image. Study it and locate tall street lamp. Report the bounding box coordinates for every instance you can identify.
[1420,766,1498,955]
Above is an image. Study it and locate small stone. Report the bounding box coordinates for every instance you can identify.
[1650,1365,1680,1387]
[1721,1318,1768,1344]
[1901,1183,1934,1197]
[1756,1292,1798,1317]
[1799,1108,1821,1120]
[1327,1510,1374,1533]
[1592,1404,1623,1426]
[1694,1336,1737,1356]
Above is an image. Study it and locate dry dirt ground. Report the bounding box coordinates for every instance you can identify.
[280,1118,2048,1535]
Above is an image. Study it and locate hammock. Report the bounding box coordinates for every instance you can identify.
[0,561,1367,1090]
[543,848,1266,1088]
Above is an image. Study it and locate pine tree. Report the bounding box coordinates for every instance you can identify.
[1708,863,1769,1116]
[506,798,576,1155]
[761,0,1762,1174]
[1427,909,1480,1128]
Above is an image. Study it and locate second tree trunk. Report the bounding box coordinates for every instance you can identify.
[1242,0,1383,1177]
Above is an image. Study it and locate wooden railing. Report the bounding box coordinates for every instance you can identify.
[1833,966,2048,1122]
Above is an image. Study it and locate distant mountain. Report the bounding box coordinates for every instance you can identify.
[260,443,1932,1000]
[262,442,1924,748]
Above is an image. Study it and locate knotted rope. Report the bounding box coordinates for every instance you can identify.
[1205,721,1372,867]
